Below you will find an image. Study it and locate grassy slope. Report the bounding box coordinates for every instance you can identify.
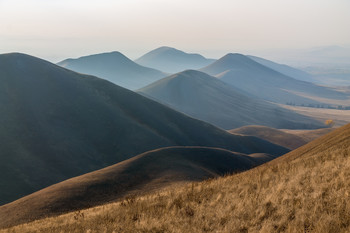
[0,53,288,205]
[230,125,333,150]
[139,70,325,130]
[0,146,277,228]
[281,128,334,142]
[3,124,349,232]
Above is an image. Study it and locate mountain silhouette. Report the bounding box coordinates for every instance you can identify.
[57,51,166,90]
[135,46,215,73]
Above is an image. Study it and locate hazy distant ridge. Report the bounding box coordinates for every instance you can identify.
[139,70,325,129]
[200,53,348,105]
[135,46,215,73]
[57,51,166,90]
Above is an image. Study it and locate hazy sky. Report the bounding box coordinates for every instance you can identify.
[1,0,350,62]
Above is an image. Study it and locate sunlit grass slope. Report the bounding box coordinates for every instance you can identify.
[230,125,333,150]
[0,147,276,228]
[2,124,349,233]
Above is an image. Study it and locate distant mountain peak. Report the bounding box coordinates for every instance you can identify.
[219,53,252,62]
[56,51,166,90]
[140,46,204,58]
[135,47,215,73]
[153,46,178,51]
[199,53,257,75]
[224,53,246,57]
[67,51,130,61]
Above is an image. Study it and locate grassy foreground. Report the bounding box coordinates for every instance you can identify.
[2,124,349,233]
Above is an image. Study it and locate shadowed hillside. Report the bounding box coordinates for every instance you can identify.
[2,124,348,232]
[0,53,289,205]
[135,47,215,73]
[57,51,166,90]
[0,146,277,228]
[139,70,325,129]
[200,53,349,105]
[230,125,333,150]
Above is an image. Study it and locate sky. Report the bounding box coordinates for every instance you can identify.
[1,0,350,62]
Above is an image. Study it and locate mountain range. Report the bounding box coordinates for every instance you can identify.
[139,70,325,129]
[1,47,349,232]
[0,53,288,205]
[200,53,348,105]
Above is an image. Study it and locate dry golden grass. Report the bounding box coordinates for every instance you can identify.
[2,124,350,233]
[230,125,310,150]
[280,128,334,142]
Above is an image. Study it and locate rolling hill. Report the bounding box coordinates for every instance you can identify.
[200,53,348,106]
[230,125,333,150]
[3,124,349,232]
[139,70,325,129]
[281,127,334,141]
[0,53,289,205]
[0,146,277,228]
[57,51,166,90]
[135,46,215,73]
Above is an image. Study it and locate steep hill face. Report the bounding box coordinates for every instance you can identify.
[248,55,315,83]
[135,46,215,73]
[0,146,277,228]
[139,70,325,129]
[200,53,348,105]
[57,51,166,90]
[0,53,288,205]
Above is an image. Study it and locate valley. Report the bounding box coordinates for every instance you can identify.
[0,46,349,232]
